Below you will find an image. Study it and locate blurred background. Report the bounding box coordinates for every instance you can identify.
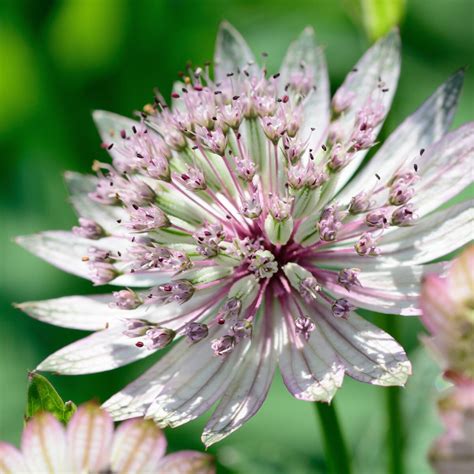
[0,0,472,472]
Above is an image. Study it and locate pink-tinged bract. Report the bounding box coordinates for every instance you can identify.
[16,22,473,445]
[0,402,214,473]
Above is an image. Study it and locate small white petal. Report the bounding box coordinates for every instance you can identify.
[321,263,447,316]
[93,110,138,157]
[67,403,114,473]
[37,326,154,375]
[411,123,474,217]
[16,231,125,281]
[65,172,128,234]
[330,29,401,198]
[338,70,465,202]
[214,21,256,82]
[202,304,280,447]
[316,303,411,386]
[15,231,176,287]
[103,338,198,420]
[278,306,344,402]
[17,285,222,331]
[279,27,330,151]
[315,201,472,271]
[110,418,167,473]
[376,200,473,266]
[146,333,250,428]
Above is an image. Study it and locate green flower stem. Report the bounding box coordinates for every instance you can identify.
[385,318,405,474]
[387,386,404,474]
[315,401,352,474]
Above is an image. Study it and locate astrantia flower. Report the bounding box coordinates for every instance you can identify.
[17,23,473,445]
[420,245,474,382]
[419,247,474,473]
[0,402,214,473]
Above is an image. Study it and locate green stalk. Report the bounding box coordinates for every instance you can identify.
[387,386,404,474]
[315,401,352,474]
[385,318,405,474]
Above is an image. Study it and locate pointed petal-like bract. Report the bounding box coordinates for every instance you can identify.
[0,442,29,473]
[17,285,223,332]
[330,29,401,198]
[145,335,250,429]
[412,123,474,217]
[102,337,195,420]
[372,201,473,267]
[316,306,411,385]
[279,27,330,149]
[315,201,473,270]
[65,172,128,235]
[93,110,138,158]
[214,21,256,82]
[37,326,155,374]
[156,451,215,474]
[21,412,66,473]
[202,304,280,447]
[110,418,167,473]
[16,231,173,287]
[66,402,114,473]
[278,305,344,401]
[338,70,465,203]
[320,263,447,316]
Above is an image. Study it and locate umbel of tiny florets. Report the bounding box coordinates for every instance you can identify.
[16,21,473,446]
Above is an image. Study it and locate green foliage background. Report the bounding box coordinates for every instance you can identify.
[0,0,472,472]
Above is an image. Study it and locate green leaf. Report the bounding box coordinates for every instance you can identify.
[25,372,77,423]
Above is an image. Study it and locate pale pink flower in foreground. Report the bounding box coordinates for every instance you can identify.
[420,246,474,473]
[0,402,214,473]
[16,22,473,445]
[420,245,474,382]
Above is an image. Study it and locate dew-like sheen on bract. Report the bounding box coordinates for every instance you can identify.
[16,22,473,446]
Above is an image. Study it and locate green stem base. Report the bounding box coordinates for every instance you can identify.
[315,401,352,474]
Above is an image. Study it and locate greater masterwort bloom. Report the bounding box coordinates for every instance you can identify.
[0,402,214,473]
[17,23,473,445]
[420,245,474,383]
[419,247,474,474]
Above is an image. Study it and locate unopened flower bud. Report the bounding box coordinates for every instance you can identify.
[176,167,207,190]
[126,205,169,232]
[112,289,142,310]
[332,87,355,113]
[146,327,176,349]
[73,218,104,240]
[231,320,253,340]
[332,298,352,319]
[389,183,415,206]
[349,191,370,214]
[88,261,117,285]
[299,276,321,303]
[241,195,262,219]
[146,280,195,305]
[391,205,417,226]
[211,335,236,356]
[354,232,380,257]
[295,316,316,341]
[123,319,149,337]
[184,322,209,342]
[366,208,390,228]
